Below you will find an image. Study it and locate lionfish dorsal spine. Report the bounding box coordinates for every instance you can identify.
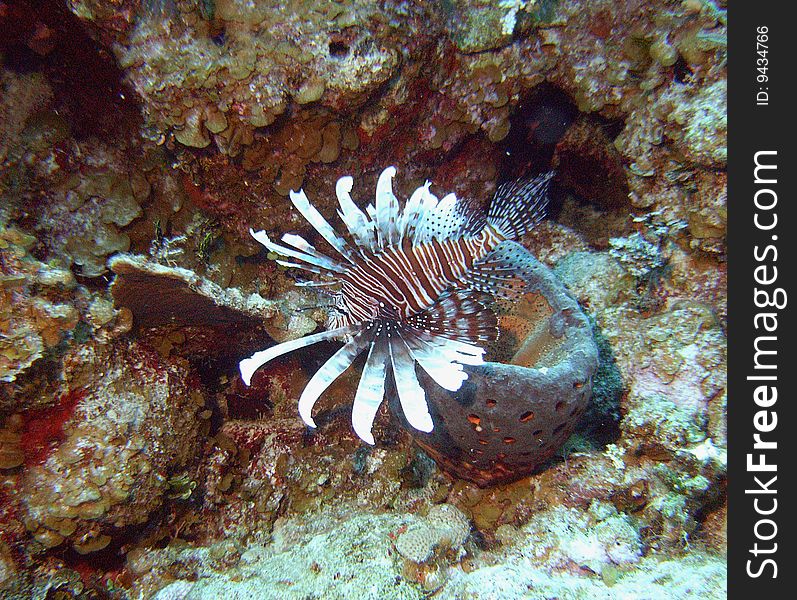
[249,228,346,274]
[288,189,357,264]
[374,166,401,248]
[401,181,433,243]
[335,176,377,251]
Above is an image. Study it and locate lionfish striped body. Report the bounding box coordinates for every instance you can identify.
[240,167,552,444]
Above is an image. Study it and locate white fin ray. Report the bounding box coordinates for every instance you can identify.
[299,328,374,428]
[402,331,469,391]
[289,189,357,264]
[294,280,336,287]
[274,260,328,277]
[410,187,440,245]
[401,181,433,242]
[374,167,401,249]
[280,233,344,270]
[250,229,346,273]
[390,331,434,433]
[335,176,377,251]
[239,324,357,386]
[351,332,389,444]
[413,329,486,364]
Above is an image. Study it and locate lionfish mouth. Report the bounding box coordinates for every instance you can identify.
[240,166,552,444]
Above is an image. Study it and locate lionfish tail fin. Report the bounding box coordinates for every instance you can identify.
[487,171,554,240]
[405,288,499,345]
[464,240,540,302]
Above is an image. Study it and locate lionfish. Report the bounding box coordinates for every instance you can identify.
[240,167,552,444]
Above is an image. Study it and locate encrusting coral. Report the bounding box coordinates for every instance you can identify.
[19,340,206,554]
[0,0,726,595]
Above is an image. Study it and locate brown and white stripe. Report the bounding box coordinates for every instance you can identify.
[339,225,506,322]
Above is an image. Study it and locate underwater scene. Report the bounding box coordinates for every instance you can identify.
[1,0,727,598]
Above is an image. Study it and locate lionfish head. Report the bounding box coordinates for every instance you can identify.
[324,291,355,330]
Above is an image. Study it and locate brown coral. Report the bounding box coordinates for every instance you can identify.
[20,340,205,553]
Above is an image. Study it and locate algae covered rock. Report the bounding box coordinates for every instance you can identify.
[19,339,205,554]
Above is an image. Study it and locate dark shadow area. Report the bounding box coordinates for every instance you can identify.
[0,0,140,140]
[499,83,579,182]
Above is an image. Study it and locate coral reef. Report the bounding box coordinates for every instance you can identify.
[1,0,726,595]
[147,499,725,600]
[20,339,205,554]
[0,226,78,387]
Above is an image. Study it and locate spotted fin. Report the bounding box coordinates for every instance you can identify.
[487,171,553,240]
[413,192,484,245]
[462,241,536,301]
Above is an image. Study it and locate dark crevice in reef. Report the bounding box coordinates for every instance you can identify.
[573,317,623,446]
[672,55,694,85]
[692,474,727,536]
[0,0,141,140]
[499,83,579,182]
[55,534,130,591]
[500,83,632,227]
[552,112,631,213]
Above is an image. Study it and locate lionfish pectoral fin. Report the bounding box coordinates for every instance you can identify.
[400,289,498,392]
[351,333,389,445]
[402,331,468,392]
[405,288,499,345]
[390,330,433,433]
[298,328,374,428]
[239,325,356,386]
